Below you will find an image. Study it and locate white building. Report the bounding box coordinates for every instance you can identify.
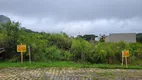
[105,33,136,43]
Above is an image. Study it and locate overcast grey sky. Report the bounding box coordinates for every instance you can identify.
[0,0,142,36]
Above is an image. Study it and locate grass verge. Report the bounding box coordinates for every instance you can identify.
[0,61,141,69]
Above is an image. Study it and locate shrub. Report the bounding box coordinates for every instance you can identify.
[45,46,62,61]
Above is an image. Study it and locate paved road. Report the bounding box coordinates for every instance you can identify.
[0,68,142,80]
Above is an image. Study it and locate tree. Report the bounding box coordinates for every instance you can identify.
[136,33,142,43]
[0,21,20,61]
[77,34,98,42]
[48,33,72,50]
[71,38,92,62]
[99,35,105,42]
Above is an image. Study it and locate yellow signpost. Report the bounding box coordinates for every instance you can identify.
[17,45,26,52]
[122,50,129,68]
[17,44,26,63]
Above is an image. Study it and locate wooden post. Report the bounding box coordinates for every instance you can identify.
[125,57,128,68]
[21,43,23,63]
[28,46,31,63]
[21,52,23,63]
[122,57,123,66]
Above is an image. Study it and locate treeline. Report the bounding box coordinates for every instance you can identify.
[0,21,142,65]
[137,33,142,43]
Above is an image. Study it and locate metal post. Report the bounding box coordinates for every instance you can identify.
[122,51,124,66]
[28,46,31,63]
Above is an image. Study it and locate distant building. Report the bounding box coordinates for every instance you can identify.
[105,33,136,43]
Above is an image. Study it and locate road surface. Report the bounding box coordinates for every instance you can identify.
[0,68,142,80]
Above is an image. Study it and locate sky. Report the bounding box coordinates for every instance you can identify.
[0,0,142,36]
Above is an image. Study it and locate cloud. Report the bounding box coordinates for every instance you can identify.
[4,14,142,36]
[0,0,142,21]
[0,0,142,36]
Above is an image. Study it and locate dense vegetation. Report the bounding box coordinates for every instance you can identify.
[137,33,142,43]
[0,21,142,66]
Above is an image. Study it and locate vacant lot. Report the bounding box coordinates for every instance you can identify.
[0,68,142,80]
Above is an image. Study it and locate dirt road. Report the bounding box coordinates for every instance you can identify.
[0,68,142,80]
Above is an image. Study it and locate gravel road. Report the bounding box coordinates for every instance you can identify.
[0,68,142,80]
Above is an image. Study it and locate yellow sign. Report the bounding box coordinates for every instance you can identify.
[122,50,129,57]
[124,50,129,57]
[17,45,26,52]
[122,50,129,68]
